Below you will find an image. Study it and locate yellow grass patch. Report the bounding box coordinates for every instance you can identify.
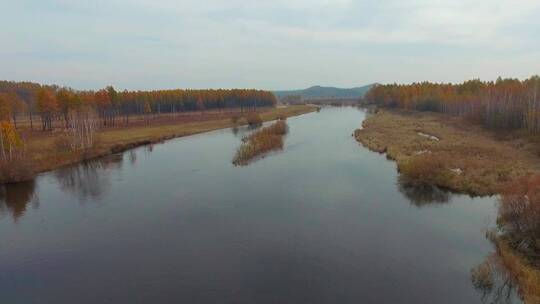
[23,105,315,175]
[355,110,540,195]
[232,120,288,166]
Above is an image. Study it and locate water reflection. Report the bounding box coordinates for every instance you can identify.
[398,180,450,207]
[231,124,261,138]
[129,150,137,165]
[54,154,124,202]
[470,175,540,303]
[0,108,511,304]
[0,180,38,221]
[471,250,520,304]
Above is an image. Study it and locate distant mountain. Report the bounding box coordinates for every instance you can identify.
[274,84,375,100]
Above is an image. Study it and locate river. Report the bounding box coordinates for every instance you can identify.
[0,107,510,303]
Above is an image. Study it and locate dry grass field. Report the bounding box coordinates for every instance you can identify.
[355,109,540,195]
[23,105,316,175]
[356,109,540,303]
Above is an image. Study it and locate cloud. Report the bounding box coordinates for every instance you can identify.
[0,0,538,89]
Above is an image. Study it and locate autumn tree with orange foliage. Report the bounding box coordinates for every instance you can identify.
[56,88,79,128]
[0,92,27,128]
[143,101,152,125]
[0,81,277,131]
[0,95,32,182]
[37,88,58,131]
[364,76,540,133]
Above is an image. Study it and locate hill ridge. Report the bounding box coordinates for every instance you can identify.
[274,84,374,99]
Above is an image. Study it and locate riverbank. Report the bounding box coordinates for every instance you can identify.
[354,109,540,196]
[24,105,316,178]
[355,109,540,303]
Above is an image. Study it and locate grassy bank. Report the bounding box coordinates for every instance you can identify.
[24,105,315,177]
[356,109,540,303]
[355,109,540,195]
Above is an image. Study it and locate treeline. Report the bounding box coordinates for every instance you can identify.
[0,80,276,183]
[363,76,540,133]
[0,80,277,130]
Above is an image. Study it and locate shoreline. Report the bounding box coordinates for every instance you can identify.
[355,109,540,196]
[25,105,316,180]
[355,108,540,302]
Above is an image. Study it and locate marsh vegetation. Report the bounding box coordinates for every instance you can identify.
[0,82,320,183]
[355,110,539,195]
[358,79,540,302]
[232,119,289,166]
[471,175,540,303]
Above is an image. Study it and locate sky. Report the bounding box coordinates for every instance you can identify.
[1,0,539,90]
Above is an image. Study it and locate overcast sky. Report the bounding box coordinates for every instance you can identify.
[1,0,539,90]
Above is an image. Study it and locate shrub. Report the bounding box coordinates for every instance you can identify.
[230,113,241,124]
[497,175,540,265]
[474,238,540,304]
[245,112,263,127]
[271,119,288,135]
[496,241,540,304]
[55,130,99,154]
[398,154,453,188]
[0,156,34,183]
[54,134,73,153]
[470,260,494,293]
[469,175,540,303]
[233,120,289,166]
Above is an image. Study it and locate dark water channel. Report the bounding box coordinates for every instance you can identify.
[0,107,513,303]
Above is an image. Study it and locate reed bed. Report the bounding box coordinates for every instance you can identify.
[233,120,288,166]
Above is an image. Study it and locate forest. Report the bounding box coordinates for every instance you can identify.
[363,76,540,133]
[0,81,278,183]
[0,81,277,131]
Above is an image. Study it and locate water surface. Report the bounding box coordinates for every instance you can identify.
[0,107,506,303]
